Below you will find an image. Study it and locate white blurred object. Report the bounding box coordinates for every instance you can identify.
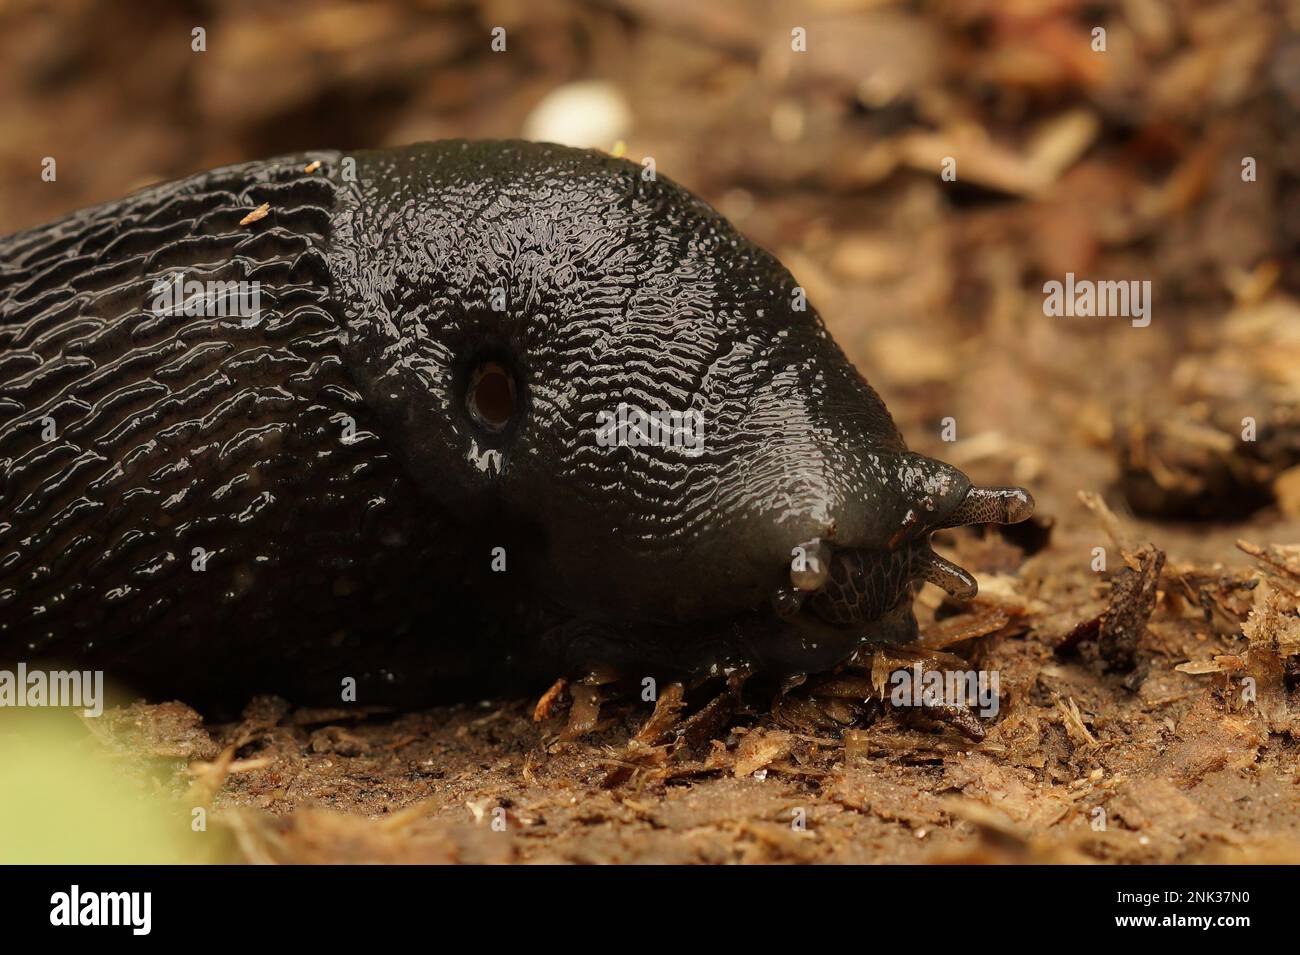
[523,81,632,150]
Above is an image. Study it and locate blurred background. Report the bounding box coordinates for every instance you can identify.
[4,0,1300,544]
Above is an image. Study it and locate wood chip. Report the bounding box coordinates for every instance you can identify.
[532,677,568,722]
[1174,654,1246,675]
[239,202,270,226]
[1056,696,1098,748]
[732,729,794,777]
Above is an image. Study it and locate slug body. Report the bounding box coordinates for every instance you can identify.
[0,141,1032,705]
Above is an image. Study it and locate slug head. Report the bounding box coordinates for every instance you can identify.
[327,140,1032,672]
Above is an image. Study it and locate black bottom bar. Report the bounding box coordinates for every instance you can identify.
[3,865,1277,939]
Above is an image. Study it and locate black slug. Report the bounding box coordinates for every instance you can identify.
[0,140,1033,706]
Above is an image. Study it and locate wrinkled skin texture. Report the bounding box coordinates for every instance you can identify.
[0,141,1025,707]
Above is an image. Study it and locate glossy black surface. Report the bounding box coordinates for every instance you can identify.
[0,141,1030,705]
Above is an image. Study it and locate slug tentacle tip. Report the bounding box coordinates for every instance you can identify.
[940,485,1035,529]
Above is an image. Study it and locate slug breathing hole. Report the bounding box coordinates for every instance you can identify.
[467,361,517,432]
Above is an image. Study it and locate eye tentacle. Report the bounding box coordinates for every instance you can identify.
[938,486,1035,528]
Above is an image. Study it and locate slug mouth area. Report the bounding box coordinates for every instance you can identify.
[776,545,964,628]
[773,484,1035,628]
